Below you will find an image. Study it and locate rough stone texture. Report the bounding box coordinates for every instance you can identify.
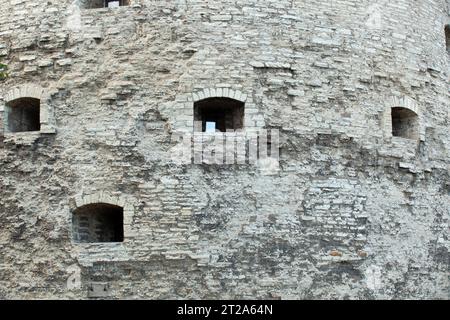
[0,0,449,299]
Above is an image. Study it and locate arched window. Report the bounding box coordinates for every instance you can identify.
[82,0,130,9]
[5,97,40,132]
[391,107,419,140]
[445,25,450,54]
[72,203,124,243]
[194,97,245,132]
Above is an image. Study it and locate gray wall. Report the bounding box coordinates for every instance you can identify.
[0,0,448,299]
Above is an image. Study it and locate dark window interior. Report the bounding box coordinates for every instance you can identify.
[194,98,245,132]
[72,203,124,243]
[6,98,40,133]
[391,107,419,140]
[83,0,130,9]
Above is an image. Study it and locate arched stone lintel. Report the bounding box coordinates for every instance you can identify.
[4,84,44,102]
[192,87,248,103]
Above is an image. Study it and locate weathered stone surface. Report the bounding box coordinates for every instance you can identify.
[0,0,448,300]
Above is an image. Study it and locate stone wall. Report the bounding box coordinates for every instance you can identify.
[0,0,448,299]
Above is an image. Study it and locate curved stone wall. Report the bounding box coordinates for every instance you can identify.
[0,0,448,299]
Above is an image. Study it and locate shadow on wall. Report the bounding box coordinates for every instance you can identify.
[445,25,450,54]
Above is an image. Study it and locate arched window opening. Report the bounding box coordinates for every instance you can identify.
[72,203,124,243]
[82,0,130,9]
[194,98,245,132]
[391,107,419,140]
[6,98,40,133]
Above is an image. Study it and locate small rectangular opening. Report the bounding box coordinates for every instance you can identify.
[205,122,216,133]
[107,1,120,8]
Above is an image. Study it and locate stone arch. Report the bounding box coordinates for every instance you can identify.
[4,84,43,102]
[1,84,55,134]
[164,87,261,133]
[72,192,135,242]
[191,88,252,132]
[383,95,424,141]
[192,88,248,103]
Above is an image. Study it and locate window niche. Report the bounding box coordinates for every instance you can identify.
[194,97,245,132]
[72,203,124,243]
[82,0,130,9]
[5,98,40,133]
[391,107,419,140]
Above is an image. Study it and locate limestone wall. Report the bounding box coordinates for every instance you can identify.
[0,0,448,299]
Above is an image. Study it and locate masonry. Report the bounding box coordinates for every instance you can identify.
[0,0,448,299]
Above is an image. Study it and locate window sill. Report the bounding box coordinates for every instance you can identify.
[3,127,56,145]
[391,136,420,144]
[80,6,135,13]
[379,136,419,159]
[3,131,41,145]
[73,241,126,247]
[193,131,246,136]
[73,242,131,266]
